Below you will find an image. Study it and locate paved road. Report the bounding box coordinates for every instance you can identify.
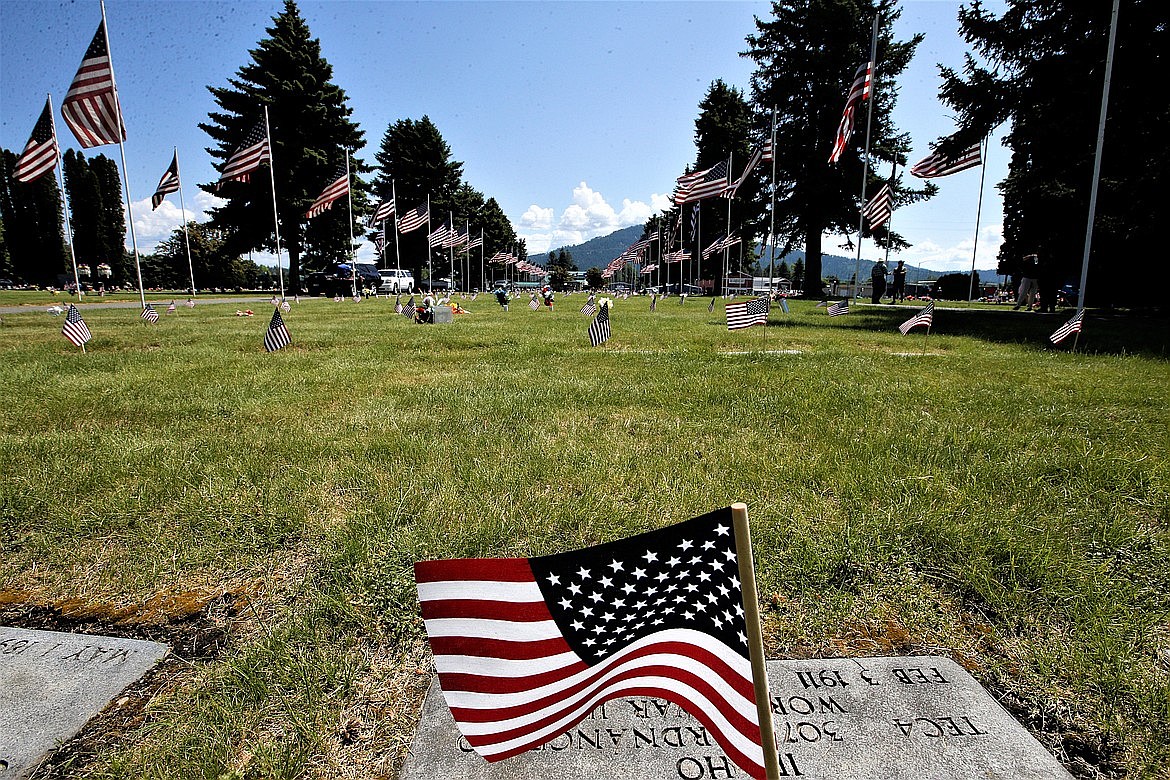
[0,296,299,316]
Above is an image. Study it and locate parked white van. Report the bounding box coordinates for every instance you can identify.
[378,268,415,294]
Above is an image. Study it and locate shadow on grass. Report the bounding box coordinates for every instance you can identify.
[799,304,1170,358]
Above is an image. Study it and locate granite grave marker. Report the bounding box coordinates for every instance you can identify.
[0,627,170,779]
[399,656,1073,780]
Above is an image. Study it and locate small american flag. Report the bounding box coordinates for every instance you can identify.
[529,296,541,311]
[151,152,181,210]
[264,308,291,351]
[726,297,769,330]
[588,301,611,346]
[580,294,597,316]
[281,299,291,313]
[397,202,429,233]
[13,98,59,183]
[217,121,270,188]
[306,167,349,219]
[828,300,849,316]
[862,182,893,229]
[61,20,125,149]
[649,294,657,312]
[394,295,403,315]
[185,299,195,308]
[141,304,159,323]
[414,507,766,778]
[828,61,872,164]
[62,304,92,347]
[708,297,716,313]
[401,295,416,318]
[1049,309,1084,345]
[898,301,934,334]
[911,138,982,178]
[166,300,177,313]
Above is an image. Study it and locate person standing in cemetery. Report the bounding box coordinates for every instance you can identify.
[871,260,888,304]
[1014,253,1040,310]
[890,260,907,303]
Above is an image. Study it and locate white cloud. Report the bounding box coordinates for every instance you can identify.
[897,222,1005,274]
[126,190,222,253]
[517,181,668,254]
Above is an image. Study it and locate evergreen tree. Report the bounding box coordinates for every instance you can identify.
[200,0,366,292]
[0,150,68,286]
[744,0,929,296]
[61,150,107,280]
[938,0,1166,307]
[149,222,250,291]
[91,155,127,284]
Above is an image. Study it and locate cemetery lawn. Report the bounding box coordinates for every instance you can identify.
[1,297,1167,779]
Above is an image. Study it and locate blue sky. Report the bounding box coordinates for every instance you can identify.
[0,0,1008,273]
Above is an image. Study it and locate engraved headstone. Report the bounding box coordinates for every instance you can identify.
[399,656,1073,780]
[0,627,170,779]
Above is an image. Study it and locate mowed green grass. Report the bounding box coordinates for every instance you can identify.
[1,296,1167,779]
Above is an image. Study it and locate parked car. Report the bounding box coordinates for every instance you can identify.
[662,283,705,296]
[378,268,415,294]
[424,277,454,292]
[304,262,382,297]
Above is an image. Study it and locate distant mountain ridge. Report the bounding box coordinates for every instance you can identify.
[545,226,998,282]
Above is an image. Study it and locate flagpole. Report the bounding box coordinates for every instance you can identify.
[391,181,402,290]
[730,503,780,780]
[45,94,83,303]
[99,1,146,309]
[261,106,286,300]
[343,149,356,297]
[966,138,988,302]
[882,161,897,302]
[1075,0,1120,321]
[448,210,455,294]
[852,15,880,307]
[172,148,197,298]
[766,107,778,296]
[425,195,432,293]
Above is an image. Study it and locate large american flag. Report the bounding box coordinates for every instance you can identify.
[414,508,765,777]
[429,220,452,248]
[663,250,691,264]
[911,139,982,178]
[61,19,125,149]
[263,308,291,351]
[898,301,934,334]
[306,168,349,218]
[673,161,730,205]
[151,152,181,210]
[398,202,429,233]
[862,182,893,230]
[827,61,871,164]
[217,121,270,188]
[721,144,766,200]
[62,304,92,347]
[1049,309,1084,345]
[13,98,59,183]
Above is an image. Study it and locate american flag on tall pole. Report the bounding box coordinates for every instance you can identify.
[13,97,60,183]
[263,307,291,351]
[414,506,772,779]
[216,121,270,188]
[827,61,872,164]
[398,201,429,233]
[429,219,452,248]
[306,167,349,218]
[369,198,395,226]
[371,232,386,254]
[898,300,934,334]
[60,19,125,149]
[721,144,765,200]
[862,182,893,230]
[62,304,92,348]
[1049,309,1084,345]
[151,151,181,210]
[911,138,982,178]
[673,162,730,205]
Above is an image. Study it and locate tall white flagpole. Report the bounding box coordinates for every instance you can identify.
[172,148,197,298]
[391,180,402,287]
[852,15,880,305]
[425,195,432,292]
[100,1,146,309]
[45,94,83,303]
[766,107,778,296]
[344,150,356,297]
[262,105,285,299]
[966,138,988,302]
[1075,0,1120,319]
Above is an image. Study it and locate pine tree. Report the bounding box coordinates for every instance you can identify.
[200,0,366,292]
[939,0,1166,307]
[0,150,67,286]
[91,155,127,284]
[743,0,929,296]
[61,150,103,276]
